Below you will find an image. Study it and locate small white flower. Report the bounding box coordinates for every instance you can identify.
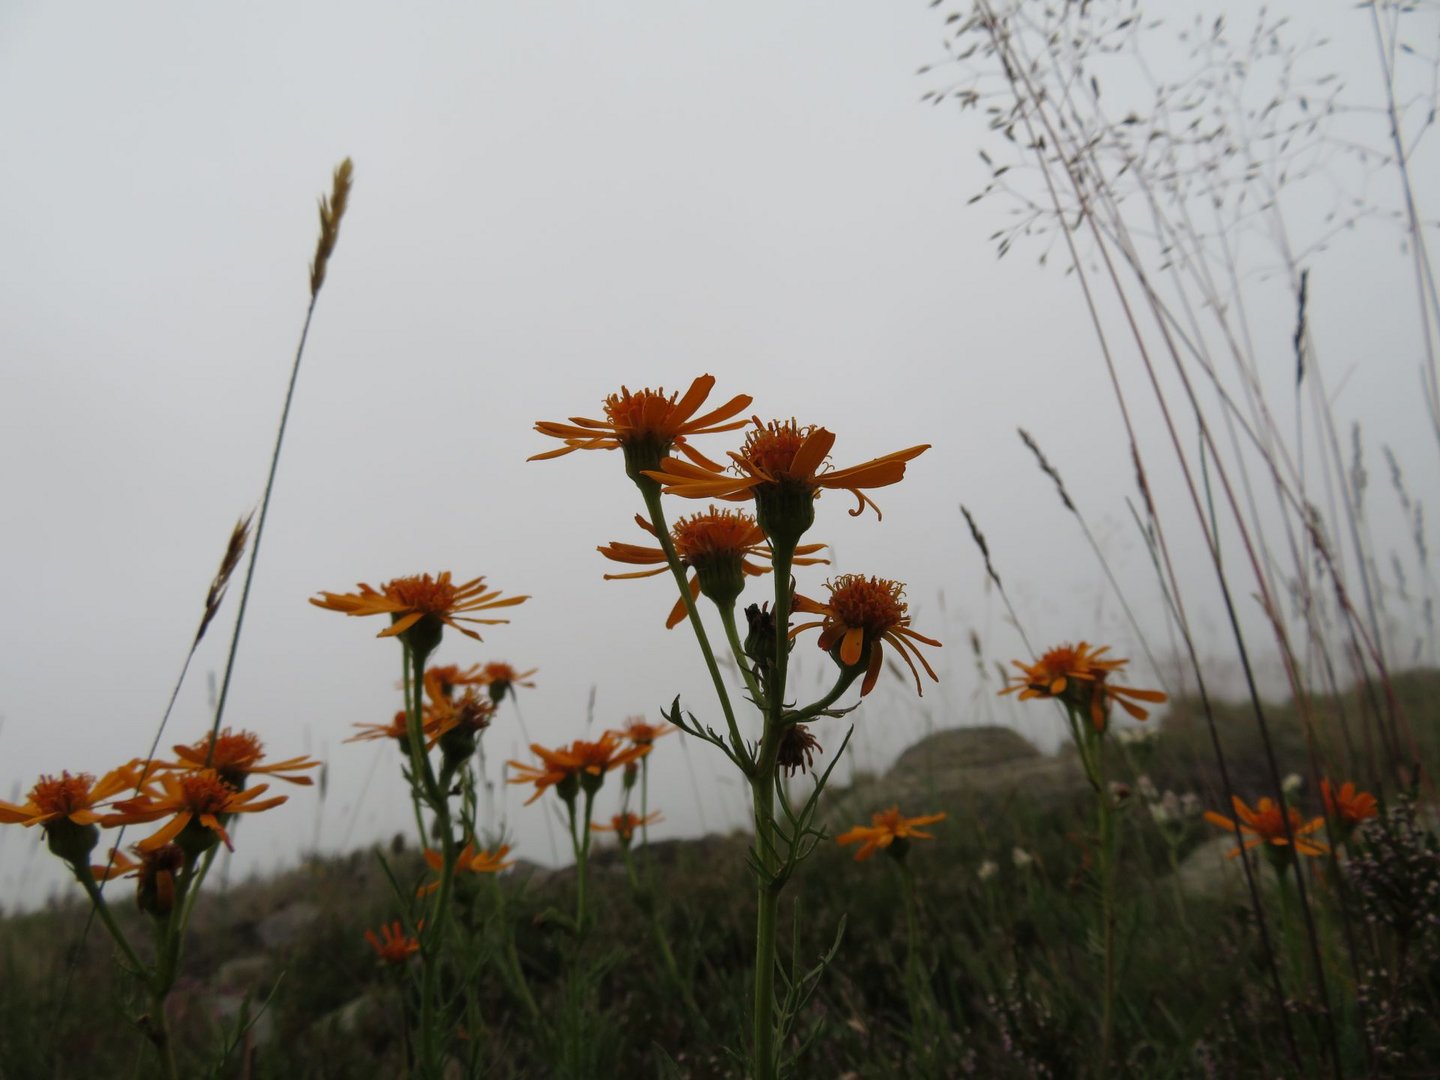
[1011,846,1035,869]
[1137,774,1159,801]
[977,859,999,882]
[1282,773,1304,796]
[1179,792,1203,818]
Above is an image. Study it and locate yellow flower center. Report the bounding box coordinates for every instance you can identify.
[384,575,460,613]
[30,772,94,816]
[827,574,906,633]
[742,419,812,477]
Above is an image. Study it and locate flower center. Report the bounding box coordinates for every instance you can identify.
[827,574,906,632]
[673,508,758,563]
[30,772,94,816]
[742,419,812,477]
[384,575,459,613]
[604,385,680,440]
[198,730,264,770]
[180,771,237,814]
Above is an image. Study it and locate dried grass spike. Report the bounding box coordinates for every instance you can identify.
[309,157,354,298]
[196,514,254,646]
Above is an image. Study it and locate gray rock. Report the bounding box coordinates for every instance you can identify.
[256,900,322,950]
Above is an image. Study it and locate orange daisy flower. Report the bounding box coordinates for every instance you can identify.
[0,765,141,829]
[1322,779,1379,827]
[530,374,752,475]
[791,575,941,696]
[365,920,421,964]
[478,661,538,702]
[610,716,676,748]
[1203,795,1329,859]
[1000,642,1166,731]
[424,688,496,748]
[599,509,829,627]
[166,729,319,789]
[104,769,288,853]
[645,418,930,521]
[418,842,515,895]
[346,710,411,745]
[310,572,527,643]
[591,811,662,845]
[507,735,651,804]
[422,663,490,702]
[836,807,946,862]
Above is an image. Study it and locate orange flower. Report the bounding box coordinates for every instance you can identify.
[424,688,496,748]
[346,711,411,745]
[365,920,421,964]
[792,575,940,696]
[423,663,490,701]
[104,769,288,853]
[507,735,651,804]
[418,842,515,895]
[610,716,676,748]
[477,661,538,702]
[310,572,527,643]
[645,418,929,521]
[599,509,828,627]
[0,765,141,828]
[591,811,662,844]
[1203,795,1329,859]
[836,807,946,862]
[92,844,186,916]
[166,729,319,788]
[1322,779,1378,827]
[1000,642,1166,731]
[530,374,752,475]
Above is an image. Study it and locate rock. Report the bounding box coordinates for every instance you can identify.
[214,954,271,991]
[256,900,322,950]
[824,726,1088,822]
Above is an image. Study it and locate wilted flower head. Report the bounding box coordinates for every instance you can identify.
[777,724,823,777]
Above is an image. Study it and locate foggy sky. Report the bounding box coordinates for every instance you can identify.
[2,1,1434,910]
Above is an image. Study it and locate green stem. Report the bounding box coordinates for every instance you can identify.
[719,603,766,708]
[784,666,862,726]
[638,480,751,773]
[750,541,795,1080]
[1091,731,1118,1076]
[487,875,540,1024]
[75,867,147,976]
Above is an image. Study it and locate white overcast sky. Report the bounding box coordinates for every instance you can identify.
[2,1,1435,909]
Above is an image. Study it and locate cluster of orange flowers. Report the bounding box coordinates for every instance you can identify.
[1001,641,1167,732]
[531,374,941,698]
[0,730,316,911]
[507,719,673,806]
[344,661,538,751]
[1205,779,1379,861]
